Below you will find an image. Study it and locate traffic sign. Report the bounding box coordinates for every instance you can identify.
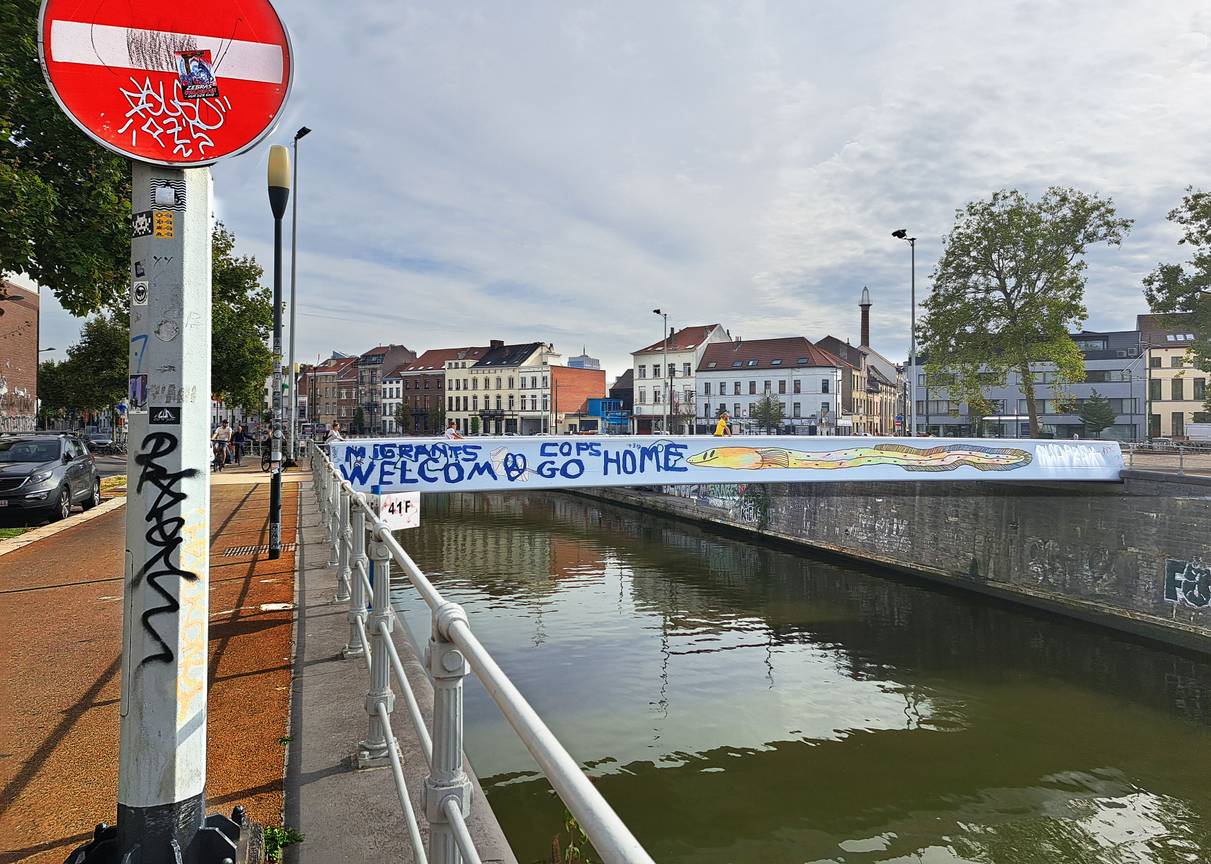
[38,0,293,166]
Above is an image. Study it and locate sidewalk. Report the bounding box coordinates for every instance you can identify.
[0,464,299,864]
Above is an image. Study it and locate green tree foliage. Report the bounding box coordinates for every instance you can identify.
[352,407,365,435]
[69,314,130,411]
[1143,188,1211,414]
[428,401,446,435]
[919,187,1131,437]
[395,402,411,434]
[0,0,130,315]
[750,393,784,432]
[211,224,274,412]
[1077,390,1116,438]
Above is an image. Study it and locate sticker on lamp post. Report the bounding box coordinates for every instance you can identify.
[377,491,420,530]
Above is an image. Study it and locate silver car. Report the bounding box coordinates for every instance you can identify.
[0,433,101,522]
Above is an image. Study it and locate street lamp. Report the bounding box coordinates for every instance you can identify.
[892,229,917,436]
[652,309,669,435]
[286,125,311,462]
[267,144,291,561]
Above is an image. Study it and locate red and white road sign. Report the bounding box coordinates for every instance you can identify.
[38,0,292,166]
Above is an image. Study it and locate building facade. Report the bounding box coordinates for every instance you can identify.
[395,346,487,435]
[1139,313,1209,438]
[632,324,730,434]
[0,278,39,433]
[550,366,607,432]
[357,344,416,434]
[445,341,557,434]
[816,288,902,435]
[567,349,601,369]
[905,330,1145,440]
[697,337,843,434]
[309,355,355,432]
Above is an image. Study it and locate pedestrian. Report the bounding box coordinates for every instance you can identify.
[231,424,246,465]
[444,419,464,440]
[325,422,344,444]
[713,411,732,437]
[211,419,232,472]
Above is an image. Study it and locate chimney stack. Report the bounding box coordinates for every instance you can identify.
[859,286,872,347]
[490,339,504,349]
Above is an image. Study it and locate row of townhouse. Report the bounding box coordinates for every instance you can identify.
[904,313,1209,441]
[627,287,905,435]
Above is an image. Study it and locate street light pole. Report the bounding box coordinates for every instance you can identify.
[267,145,291,561]
[286,126,311,463]
[892,230,917,436]
[653,309,668,434]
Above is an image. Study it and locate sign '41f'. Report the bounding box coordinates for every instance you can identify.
[38,0,292,165]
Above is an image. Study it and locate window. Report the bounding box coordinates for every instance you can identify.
[1174,412,1186,437]
[683,363,691,376]
[748,381,756,395]
[472,395,478,410]
[822,378,830,394]
[638,388,646,404]
[793,402,801,418]
[762,380,771,393]
[654,389,662,404]
[462,396,468,411]
[448,396,454,410]
[793,379,801,394]
[707,362,717,369]
[508,377,514,389]
[771,359,782,366]
[542,395,549,411]
[734,403,741,417]
[638,365,646,378]
[778,380,786,394]
[1150,356,1162,368]
[733,382,741,395]
[780,402,787,414]
[472,377,478,390]
[669,365,676,378]
[1085,369,1131,383]
[1150,379,1163,401]
[1172,356,1185,368]
[508,395,515,410]
[530,395,538,411]
[531,376,538,388]
[1173,378,1185,401]
[495,395,502,409]
[684,389,693,404]
[821,402,830,415]
[747,360,757,367]
[653,364,661,378]
[496,377,502,389]
[704,382,712,396]
[1196,379,1206,401]
[542,375,548,388]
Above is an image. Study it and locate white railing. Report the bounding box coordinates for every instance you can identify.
[308,442,654,864]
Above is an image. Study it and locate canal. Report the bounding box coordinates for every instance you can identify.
[392,492,1211,864]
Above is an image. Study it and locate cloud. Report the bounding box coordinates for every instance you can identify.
[166,0,1211,382]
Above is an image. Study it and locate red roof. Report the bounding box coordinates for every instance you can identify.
[400,346,488,373]
[312,356,356,374]
[698,337,843,372]
[634,324,722,354]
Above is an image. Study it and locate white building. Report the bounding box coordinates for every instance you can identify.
[697,337,844,433]
[380,365,403,434]
[632,323,730,433]
[445,340,558,434]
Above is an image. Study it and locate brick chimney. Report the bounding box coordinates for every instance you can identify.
[859,286,871,347]
[489,339,504,349]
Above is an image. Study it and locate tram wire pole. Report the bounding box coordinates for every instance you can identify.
[268,145,291,560]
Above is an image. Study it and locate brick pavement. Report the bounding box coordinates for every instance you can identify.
[0,468,299,864]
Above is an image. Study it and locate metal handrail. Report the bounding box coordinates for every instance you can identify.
[307,442,655,864]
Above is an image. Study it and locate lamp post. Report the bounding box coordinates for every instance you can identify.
[267,145,291,560]
[652,309,669,434]
[892,229,917,436]
[36,347,54,430]
[286,126,311,463]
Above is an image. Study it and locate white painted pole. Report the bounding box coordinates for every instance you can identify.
[117,163,219,857]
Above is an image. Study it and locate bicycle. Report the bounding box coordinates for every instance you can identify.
[212,441,228,472]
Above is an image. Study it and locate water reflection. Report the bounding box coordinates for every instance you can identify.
[391,493,1211,864]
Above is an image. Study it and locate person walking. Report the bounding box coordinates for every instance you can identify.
[443,419,464,440]
[713,411,732,437]
[325,422,344,444]
[211,419,232,471]
[231,424,246,466]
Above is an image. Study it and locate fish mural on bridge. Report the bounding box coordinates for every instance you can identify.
[685,442,1033,472]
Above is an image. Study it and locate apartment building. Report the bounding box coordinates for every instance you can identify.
[816,288,903,434]
[393,346,488,435]
[1139,313,1209,438]
[309,355,356,431]
[357,344,416,433]
[697,337,844,433]
[632,324,730,433]
[445,341,557,434]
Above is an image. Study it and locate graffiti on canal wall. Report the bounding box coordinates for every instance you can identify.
[1165,559,1211,609]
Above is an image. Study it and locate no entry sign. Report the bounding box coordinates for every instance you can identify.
[38,0,292,166]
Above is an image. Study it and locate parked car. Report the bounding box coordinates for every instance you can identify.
[87,432,113,452]
[0,432,101,521]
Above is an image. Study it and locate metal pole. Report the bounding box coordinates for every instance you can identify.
[345,499,367,658]
[268,147,290,560]
[286,136,299,463]
[105,164,244,862]
[336,486,352,603]
[663,315,670,435]
[909,237,917,437]
[427,602,472,864]
[357,531,396,768]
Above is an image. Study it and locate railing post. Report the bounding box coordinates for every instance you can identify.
[426,602,472,864]
[357,530,396,768]
[344,498,368,658]
[1179,444,1185,476]
[336,487,352,602]
[327,472,340,567]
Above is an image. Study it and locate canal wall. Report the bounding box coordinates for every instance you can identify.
[578,469,1211,653]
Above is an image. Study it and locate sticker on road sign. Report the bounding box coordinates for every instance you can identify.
[132,280,148,305]
[153,211,174,238]
[149,406,180,424]
[151,178,186,209]
[377,492,420,530]
[128,374,147,411]
[175,49,219,99]
[132,210,152,237]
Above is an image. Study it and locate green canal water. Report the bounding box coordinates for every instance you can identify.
[391,492,1211,864]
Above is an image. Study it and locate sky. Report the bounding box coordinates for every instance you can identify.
[38,0,1211,384]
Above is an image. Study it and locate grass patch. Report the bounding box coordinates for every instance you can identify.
[277,734,292,745]
[0,527,26,540]
[101,475,127,494]
[263,825,304,862]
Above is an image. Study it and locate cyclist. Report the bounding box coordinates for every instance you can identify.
[211,419,232,471]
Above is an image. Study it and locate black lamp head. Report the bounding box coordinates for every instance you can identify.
[891,228,907,239]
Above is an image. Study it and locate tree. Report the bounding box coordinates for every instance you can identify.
[212,224,274,413]
[919,187,1131,437]
[469,416,480,435]
[1078,390,1116,438]
[352,407,365,435]
[1,0,130,316]
[395,403,411,434]
[1143,188,1211,415]
[429,401,446,435]
[750,393,784,433]
[672,391,696,434]
[69,314,129,413]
